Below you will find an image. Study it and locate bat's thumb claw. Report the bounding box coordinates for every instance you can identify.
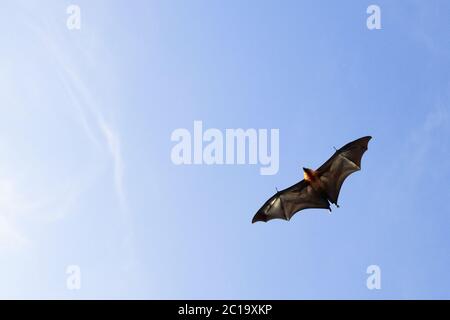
[252,211,267,223]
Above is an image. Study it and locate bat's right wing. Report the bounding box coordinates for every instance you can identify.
[252,180,330,223]
[317,136,371,205]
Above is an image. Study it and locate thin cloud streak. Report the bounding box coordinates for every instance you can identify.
[0,5,132,251]
[99,117,127,211]
[25,6,129,212]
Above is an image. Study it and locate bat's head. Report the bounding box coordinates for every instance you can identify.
[302,167,316,182]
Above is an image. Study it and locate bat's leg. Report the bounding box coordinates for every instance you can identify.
[335,203,340,208]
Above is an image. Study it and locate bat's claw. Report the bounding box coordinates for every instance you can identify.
[252,211,268,223]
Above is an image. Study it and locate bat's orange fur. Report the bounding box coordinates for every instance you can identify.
[303,168,323,192]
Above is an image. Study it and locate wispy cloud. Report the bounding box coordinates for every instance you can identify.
[24,5,129,212]
[0,4,132,251]
[99,117,127,211]
[399,88,450,192]
[0,178,30,249]
[0,216,28,251]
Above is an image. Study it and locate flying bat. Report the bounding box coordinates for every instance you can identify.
[252,136,371,223]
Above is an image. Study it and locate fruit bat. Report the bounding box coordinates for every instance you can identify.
[252,136,371,223]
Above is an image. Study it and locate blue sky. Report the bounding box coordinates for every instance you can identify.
[0,0,449,299]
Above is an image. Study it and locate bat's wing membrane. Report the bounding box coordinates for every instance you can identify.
[318,136,371,205]
[252,180,330,223]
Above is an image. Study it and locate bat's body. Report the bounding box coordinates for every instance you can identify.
[303,168,323,193]
[252,136,371,223]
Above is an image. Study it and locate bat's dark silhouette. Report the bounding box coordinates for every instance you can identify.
[252,136,371,223]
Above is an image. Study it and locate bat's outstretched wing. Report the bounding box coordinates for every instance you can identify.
[252,180,330,223]
[317,136,371,205]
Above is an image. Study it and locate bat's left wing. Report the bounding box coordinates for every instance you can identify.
[252,180,330,223]
[317,136,371,205]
